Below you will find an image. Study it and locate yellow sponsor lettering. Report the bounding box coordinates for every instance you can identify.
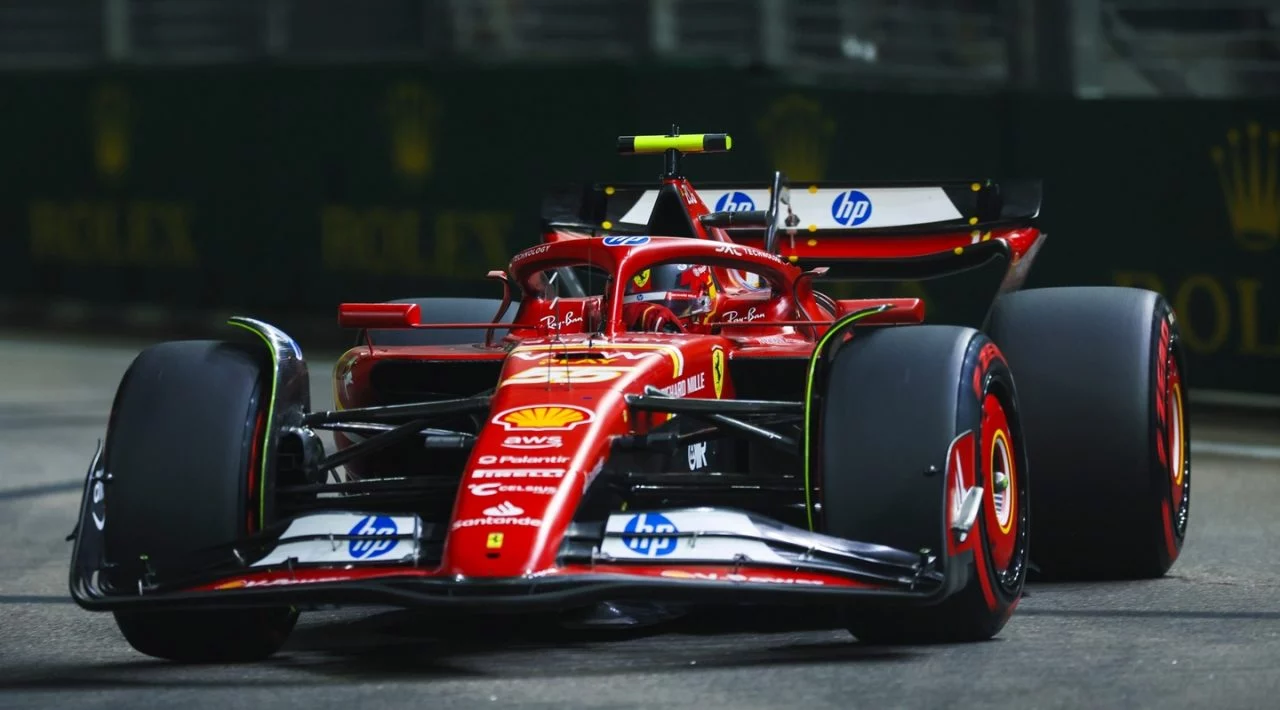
[28,199,196,267]
[321,205,424,273]
[435,210,512,274]
[1236,278,1280,356]
[1172,275,1231,354]
[320,206,512,276]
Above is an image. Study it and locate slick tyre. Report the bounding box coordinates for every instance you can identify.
[815,326,1030,644]
[358,297,514,347]
[103,340,296,662]
[986,287,1189,580]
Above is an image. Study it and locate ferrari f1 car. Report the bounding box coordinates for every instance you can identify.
[69,131,1190,662]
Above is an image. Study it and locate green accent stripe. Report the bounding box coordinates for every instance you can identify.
[802,305,895,531]
[228,319,280,529]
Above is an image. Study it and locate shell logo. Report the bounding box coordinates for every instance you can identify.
[492,405,594,431]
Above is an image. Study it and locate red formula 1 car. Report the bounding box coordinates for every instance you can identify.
[69,131,1190,662]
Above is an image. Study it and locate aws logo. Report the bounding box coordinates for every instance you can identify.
[757,94,836,183]
[90,83,130,184]
[1211,123,1279,251]
[386,82,439,187]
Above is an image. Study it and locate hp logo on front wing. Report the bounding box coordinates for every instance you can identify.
[348,515,398,559]
[622,513,679,557]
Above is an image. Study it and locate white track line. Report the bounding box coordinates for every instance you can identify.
[1193,440,1280,461]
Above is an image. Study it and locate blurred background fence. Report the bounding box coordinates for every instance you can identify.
[0,0,1278,397]
[4,0,1279,95]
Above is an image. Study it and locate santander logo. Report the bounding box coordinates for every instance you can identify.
[482,501,524,517]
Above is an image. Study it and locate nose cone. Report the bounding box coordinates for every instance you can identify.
[440,336,725,578]
[444,399,616,577]
[442,361,649,576]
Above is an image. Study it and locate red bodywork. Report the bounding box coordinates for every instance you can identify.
[70,172,1044,608]
[204,177,1042,593]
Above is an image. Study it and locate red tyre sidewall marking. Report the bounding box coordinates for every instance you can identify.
[982,394,1017,573]
[1155,316,1185,561]
[1164,355,1185,561]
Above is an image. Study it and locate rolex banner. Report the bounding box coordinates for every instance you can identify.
[0,68,1275,396]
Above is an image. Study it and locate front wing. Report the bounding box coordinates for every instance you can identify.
[69,453,961,613]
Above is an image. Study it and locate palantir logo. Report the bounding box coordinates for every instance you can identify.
[348,515,398,560]
[715,191,756,212]
[622,513,679,557]
[831,190,872,226]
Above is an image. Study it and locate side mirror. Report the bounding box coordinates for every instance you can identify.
[337,302,420,329]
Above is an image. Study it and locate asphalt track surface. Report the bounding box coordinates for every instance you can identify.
[2,331,1279,710]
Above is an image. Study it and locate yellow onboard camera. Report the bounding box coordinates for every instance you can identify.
[616,127,733,178]
[616,132,732,155]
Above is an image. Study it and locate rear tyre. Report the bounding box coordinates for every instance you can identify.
[815,326,1030,644]
[358,297,513,347]
[103,340,297,662]
[986,287,1189,580]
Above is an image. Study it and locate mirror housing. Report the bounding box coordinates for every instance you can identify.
[337,302,420,329]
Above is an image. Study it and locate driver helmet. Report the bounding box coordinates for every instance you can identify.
[623,262,715,324]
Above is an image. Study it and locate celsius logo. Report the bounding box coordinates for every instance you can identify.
[347,515,398,560]
[715,191,755,212]
[831,190,872,226]
[469,483,558,497]
[622,513,679,557]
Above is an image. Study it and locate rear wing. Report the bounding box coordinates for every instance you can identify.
[542,179,1041,237]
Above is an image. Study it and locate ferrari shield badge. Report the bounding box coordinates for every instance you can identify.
[712,348,725,399]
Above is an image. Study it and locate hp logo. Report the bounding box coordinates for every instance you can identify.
[715,191,756,212]
[831,190,872,226]
[621,513,679,557]
[602,235,651,247]
[348,515,398,560]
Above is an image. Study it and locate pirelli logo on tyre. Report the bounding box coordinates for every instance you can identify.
[491,405,594,431]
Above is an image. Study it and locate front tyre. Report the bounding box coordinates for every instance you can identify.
[814,326,1030,644]
[103,340,297,662]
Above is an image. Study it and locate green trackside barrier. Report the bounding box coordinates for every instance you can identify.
[0,66,1276,395]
